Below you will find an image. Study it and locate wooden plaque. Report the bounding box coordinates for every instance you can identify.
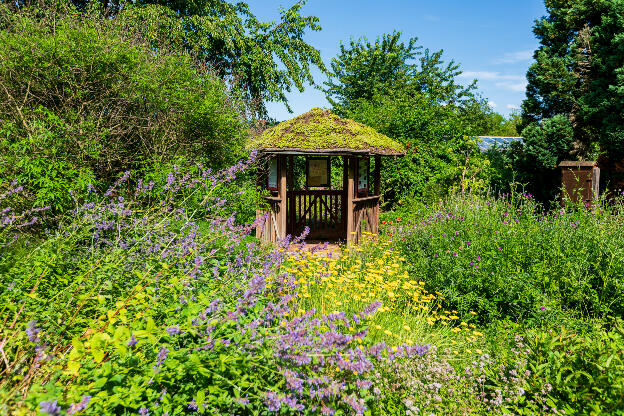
[306,157,330,188]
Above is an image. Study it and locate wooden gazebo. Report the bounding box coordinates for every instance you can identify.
[249,108,405,246]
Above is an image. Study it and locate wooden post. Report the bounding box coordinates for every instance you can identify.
[373,155,381,236]
[374,155,381,196]
[346,156,355,246]
[278,155,287,239]
[342,156,349,239]
[288,156,294,236]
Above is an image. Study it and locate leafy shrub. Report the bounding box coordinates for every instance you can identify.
[0,6,248,214]
[520,324,624,415]
[386,192,624,324]
[486,323,624,415]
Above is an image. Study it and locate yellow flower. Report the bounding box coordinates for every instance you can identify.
[391,346,398,352]
[403,325,411,331]
[384,330,392,336]
[375,325,382,330]
[475,349,483,354]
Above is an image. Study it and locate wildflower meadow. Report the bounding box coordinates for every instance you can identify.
[3,157,624,415]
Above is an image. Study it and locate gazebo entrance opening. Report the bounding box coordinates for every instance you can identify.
[258,153,382,245]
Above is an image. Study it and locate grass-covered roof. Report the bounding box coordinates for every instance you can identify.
[248,108,405,156]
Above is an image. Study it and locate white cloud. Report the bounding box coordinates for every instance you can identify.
[488,101,497,108]
[493,50,533,64]
[460,71,524,82]
[506,104,520,110]
[460,71,527,92]
[495,81,527,92]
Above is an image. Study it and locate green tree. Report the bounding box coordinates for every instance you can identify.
[479,111,522,137]
[519,0,624,195]
[325,32,493,205]
[67,0,327,118]
[325,32,475,116]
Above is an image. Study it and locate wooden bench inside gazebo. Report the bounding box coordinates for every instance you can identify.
[249,108,405,246]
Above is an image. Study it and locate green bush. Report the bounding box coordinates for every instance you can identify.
[0,6,248,214]
[386,193,624,325]
[485,322,624,415]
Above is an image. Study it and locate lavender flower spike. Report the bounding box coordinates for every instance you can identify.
[40,400,62,416]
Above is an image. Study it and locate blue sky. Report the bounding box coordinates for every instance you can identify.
[245,0,547,121]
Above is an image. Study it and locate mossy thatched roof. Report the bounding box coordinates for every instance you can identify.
[248,108,405,156]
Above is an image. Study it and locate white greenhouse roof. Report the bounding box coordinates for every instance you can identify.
[476,136,523,151]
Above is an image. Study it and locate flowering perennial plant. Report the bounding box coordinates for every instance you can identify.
[1,156,430,415]
[286,233,483,350]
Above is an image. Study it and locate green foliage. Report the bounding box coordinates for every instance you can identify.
[386,192,624,325]
[324,32,423,116]
[519,0,624,193]
[487,323,624,415]
[509,115,574,201]
[346,90,493,205]
[248,107,405,154]
[479,111,522,137]
[78,0,327,118]
[0,6,248,213]
[324,32,496,206]
[520,324,624,415]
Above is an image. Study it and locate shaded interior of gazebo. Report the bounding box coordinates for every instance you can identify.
[250,108,404,246]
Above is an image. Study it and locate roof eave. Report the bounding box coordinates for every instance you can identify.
[256,147,405,157]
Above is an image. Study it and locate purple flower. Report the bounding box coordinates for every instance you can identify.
[67,396,92,414]
[453,252,458,257]
[40,400,61,416]
[234,397,250,406]
[263,392,282,412]
[540,306,546,310]
[26,320,41,343]
[138,407,149,416]
[166,326,181,336]
[127,334,138,347]
[155,347,169,367]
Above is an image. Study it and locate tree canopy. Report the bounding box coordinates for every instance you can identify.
[324,32,496,205]
[66,0,327,118]
[519,0,624,195]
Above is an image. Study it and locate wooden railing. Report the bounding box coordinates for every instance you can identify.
[288,190,344,240]
[256,197,282,243]
[351,195,379,245]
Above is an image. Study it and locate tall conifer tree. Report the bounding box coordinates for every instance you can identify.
[519,0,624,194]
